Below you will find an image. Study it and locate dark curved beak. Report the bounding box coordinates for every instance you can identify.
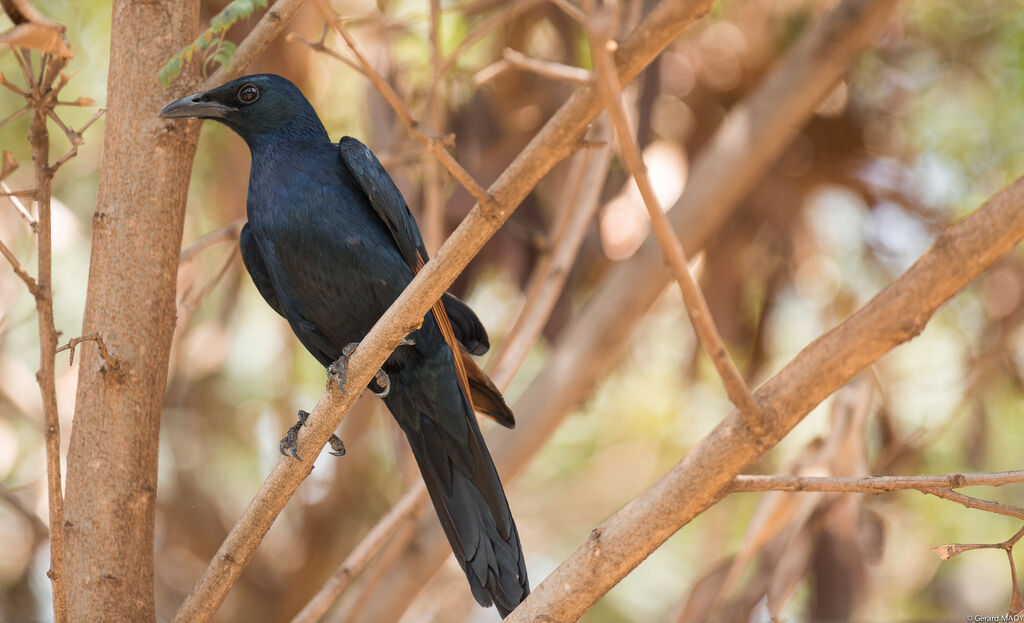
[159,92,234,119]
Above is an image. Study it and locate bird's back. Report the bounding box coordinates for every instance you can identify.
[245,139,415,363]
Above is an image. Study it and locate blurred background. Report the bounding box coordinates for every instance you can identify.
[3,0,1024,621]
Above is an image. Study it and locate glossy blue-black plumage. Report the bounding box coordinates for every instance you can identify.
[164,74,527,616]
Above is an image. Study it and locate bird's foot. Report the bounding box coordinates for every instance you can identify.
[279,410,346,461]
[328,341,409,399]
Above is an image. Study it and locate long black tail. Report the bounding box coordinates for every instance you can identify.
[385,373,529,617]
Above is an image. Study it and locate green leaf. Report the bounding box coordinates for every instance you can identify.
[159,55,183,89]
[157,0,270,88]
[210,40,238,71]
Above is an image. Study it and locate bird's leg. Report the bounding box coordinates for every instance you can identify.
[328,339,415,398]
[279,409,346,461]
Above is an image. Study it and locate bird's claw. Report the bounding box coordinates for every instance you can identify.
[329,341,393,398]
[327,434,346,457]
[279,410,309,461]
[371,368,390,398]
[279,409,346,460]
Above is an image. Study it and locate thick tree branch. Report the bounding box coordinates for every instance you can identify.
[172,0,716,620]
[64,1,203,619]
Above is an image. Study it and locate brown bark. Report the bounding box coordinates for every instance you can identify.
[62,0,201,620]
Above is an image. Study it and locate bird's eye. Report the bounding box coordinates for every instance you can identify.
[237,84,260,104]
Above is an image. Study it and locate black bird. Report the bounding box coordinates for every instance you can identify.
[161,74,529,617]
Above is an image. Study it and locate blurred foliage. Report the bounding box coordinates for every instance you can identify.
[3,0,1024,621]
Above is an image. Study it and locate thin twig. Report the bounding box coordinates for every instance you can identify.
[0,72,27,96]
[309,0,496,210]
[932,524,1024,614]
[0,105,30,129]
[289,485,430,623]
[0,237,40,296]
[179,219,246,263]
[502,48,592,83]
[179,245,240,313]
[285,31,364,75]
[436,0,547,76]
[50,108,105,172]
[20,50,70,623]
[587,9,764,436]
[335,520,420,623]
[0,186,37,198]
[731,470,1024,493]
[487,117,613,389]
[922,488,1024,522]
[12,50,32,86]
[471,58,512,87]
[932,525,1024,561]
[549,0,587,24]
[202,0,309,89]
[732,472,1024,520]
[421,0,447,254]
[55,333,125,370]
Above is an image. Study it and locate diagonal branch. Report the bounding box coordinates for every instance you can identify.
[289,485,430,623]
[171,0,718,620]
[179,218,246,263]
[587,5,763,434]
[0,483,48,542]
[922,488,1024,522]
[502,47,592,83]
[487,117,613,389]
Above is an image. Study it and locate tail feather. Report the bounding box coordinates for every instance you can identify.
[389,392,529,616]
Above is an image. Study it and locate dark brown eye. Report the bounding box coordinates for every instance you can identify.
[238,84,260,104]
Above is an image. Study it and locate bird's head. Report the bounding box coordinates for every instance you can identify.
[159,74,329,145]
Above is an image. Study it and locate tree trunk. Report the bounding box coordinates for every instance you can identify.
[63,1,200,620]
